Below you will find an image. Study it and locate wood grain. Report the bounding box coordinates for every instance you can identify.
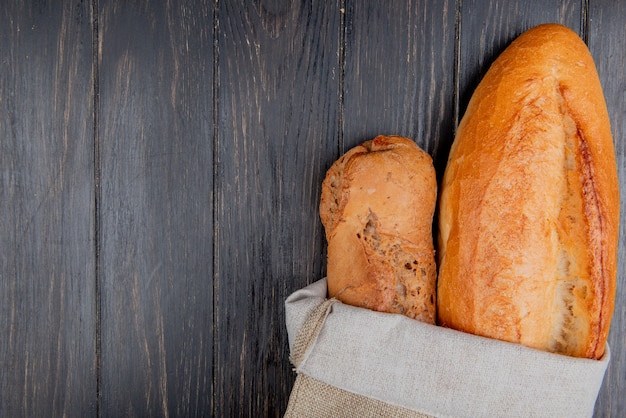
[588,0,626,415]
[0,1,96,416]
[214,0,341,415]
[97,0,214,416]
[343,0,456,170]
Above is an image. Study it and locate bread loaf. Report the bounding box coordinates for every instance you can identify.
[437,24,619,359]
[320,135,437,324]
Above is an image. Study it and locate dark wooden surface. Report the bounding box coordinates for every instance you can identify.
[97,1,214,416]
[1,1,624,416]
[0,2,97,416]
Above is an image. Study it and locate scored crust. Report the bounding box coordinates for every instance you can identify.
[437,24,619,359]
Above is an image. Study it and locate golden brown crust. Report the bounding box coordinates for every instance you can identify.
[437,24,619,359]
[320,135,438,324]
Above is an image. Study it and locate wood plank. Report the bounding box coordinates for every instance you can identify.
[588,1,626,415]
[0,1,96,416]
[343,0,457,172]
[97,0,214,415]
[214,1,341,415]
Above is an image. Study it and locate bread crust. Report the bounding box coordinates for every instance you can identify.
[437,24,619,359]
[320,135,437,323]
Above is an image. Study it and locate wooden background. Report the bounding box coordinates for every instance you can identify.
[0,0,623,416]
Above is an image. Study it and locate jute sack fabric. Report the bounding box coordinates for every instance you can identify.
[284,279,610,418]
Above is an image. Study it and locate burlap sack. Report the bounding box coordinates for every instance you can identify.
[284,279,609,418]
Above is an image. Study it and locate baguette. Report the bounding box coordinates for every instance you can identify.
[320,135,437,324]
[437,24,619,359]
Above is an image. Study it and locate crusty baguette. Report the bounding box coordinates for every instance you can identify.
[437,24,619,359]
[320,135,437,324]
